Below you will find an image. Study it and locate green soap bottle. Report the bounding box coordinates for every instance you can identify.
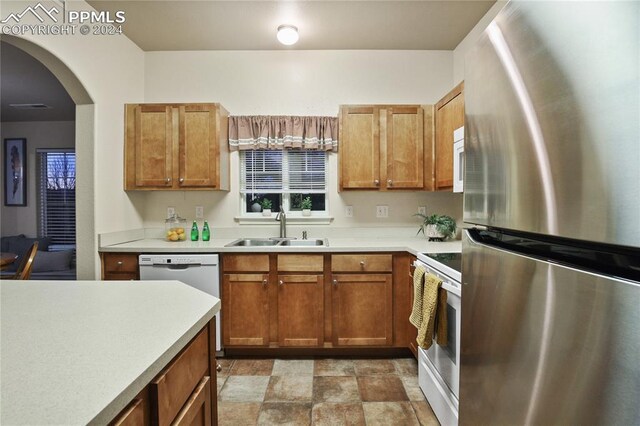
[190,220,199,241]
[202,221,210,241]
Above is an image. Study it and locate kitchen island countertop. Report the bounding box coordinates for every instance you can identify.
[0,280,220,425]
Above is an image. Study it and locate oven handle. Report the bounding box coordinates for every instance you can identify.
[413,261,462,297]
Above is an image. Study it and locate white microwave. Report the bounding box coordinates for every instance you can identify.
[453,126,464,193]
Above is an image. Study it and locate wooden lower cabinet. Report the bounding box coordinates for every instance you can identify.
[277,274,324,347]
[172,376,211,426]
[331,273,393,346]
[407,257,419,359]
[101,253,140,280]
[222,273,270,346]
[111,398,145,426]
[110,319,217,426]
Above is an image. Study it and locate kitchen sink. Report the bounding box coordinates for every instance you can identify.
[225,238,281,247]
[279,239,327,246]
[225,238,328,247]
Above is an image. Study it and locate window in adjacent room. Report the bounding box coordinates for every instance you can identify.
[37,149,76,251]
[240,150,327,216]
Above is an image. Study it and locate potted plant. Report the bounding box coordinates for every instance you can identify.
[260,198,272,216]
[415,213,457,241]
[250,196,262,213]
[301,196,312,216]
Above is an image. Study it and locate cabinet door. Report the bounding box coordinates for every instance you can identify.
[408,260,419,359]
[178,104,219,188]
[339,106,380,190]
[332,274,393,346]
[101,252,140,280]
[435,83,465,190]
[134,105,173,188]
[386,106,424,189]
[172,376,211,426]
[222,274,269,346]
[277,275,324,347]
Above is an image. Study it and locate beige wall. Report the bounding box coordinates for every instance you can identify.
[140,50,464,232]
[0,121,75,237]
[452,1,507,85]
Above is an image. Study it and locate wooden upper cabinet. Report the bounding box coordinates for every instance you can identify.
[179,105,218,188]
[386,106,424,189]
[339,106,380,189]
[134,105,173,188]
[339,105,432,191]
[125,103,229,191]
[435,82,465,191]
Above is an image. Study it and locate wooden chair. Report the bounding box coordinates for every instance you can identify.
[12,241,39,280]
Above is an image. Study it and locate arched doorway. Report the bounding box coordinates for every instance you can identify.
[1,35,96,279]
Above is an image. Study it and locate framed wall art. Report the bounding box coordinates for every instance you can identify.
[4,138,27,206]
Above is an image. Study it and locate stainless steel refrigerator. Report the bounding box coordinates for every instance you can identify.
[461,1,640,425]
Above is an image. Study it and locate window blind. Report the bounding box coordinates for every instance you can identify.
[37,150,76,246]
[240,150,326,194]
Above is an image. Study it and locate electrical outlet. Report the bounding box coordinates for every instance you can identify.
[376,205,389,218]
[345,206,353,217]
[418,206,427,216]
[167,206,175,218]
[195,206,204,219]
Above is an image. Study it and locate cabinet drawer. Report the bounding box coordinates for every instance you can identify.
[172,376,211,426]
[277,255,324,272]
[103,253,139,273]
[104,272,139,281]
[151,328,209,426]
[223,254,269,272]
[111,398,144,426]
[331,254,393,272]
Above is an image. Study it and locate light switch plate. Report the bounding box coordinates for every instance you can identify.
[376,205,389,218]
[418,206,426,216]
[195,206,204,219]
[167,207,175,218]
[345,206,353,217]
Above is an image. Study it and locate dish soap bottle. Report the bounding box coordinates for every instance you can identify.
[190,220,199,241]
[202,221,210,241]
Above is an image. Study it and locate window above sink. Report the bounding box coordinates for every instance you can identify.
[239,150,331,222]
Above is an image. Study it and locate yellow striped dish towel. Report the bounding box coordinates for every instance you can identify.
[409,265,426,329]
[417,273,443,350]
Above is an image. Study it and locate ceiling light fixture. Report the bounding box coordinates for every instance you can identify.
[277,25,299,46]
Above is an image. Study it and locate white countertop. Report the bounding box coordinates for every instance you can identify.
[0,280,221,425]
[100,236,462,255]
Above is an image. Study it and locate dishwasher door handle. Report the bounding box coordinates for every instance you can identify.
[152,263,202,268]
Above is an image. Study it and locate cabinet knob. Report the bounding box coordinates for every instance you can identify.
[262,279,268,287]
[117,261,123,266]
[165,177,171,183]
[387,179,393,186]
[332,279,338,286]
[216,364,222,373]
[360,260,365,267]
[374,179,380,186]
[279,280,284,286]
[179,177,184,183]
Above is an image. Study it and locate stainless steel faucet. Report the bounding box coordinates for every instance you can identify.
[275,206,287,238]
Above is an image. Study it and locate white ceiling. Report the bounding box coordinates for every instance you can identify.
[1,42,75,122]
[86,0,495,51]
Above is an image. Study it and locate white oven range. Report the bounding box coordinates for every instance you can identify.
[415,252,462,426]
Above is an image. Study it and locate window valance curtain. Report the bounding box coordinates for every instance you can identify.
[229,115,338,151]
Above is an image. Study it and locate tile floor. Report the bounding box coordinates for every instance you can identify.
[216,357,440,426]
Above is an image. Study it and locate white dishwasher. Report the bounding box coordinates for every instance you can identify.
[139,254,221,351]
